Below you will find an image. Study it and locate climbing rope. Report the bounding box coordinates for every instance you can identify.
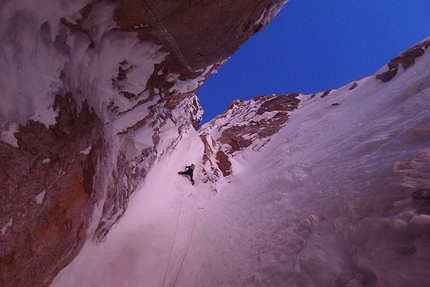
[162,185,204,287]
[171,207,199,287]
[190,192,205,210]
[162,186,186,287]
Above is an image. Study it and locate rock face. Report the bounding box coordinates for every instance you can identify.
[376,38,430,82]
[0,95,105,287]
[114,0,286,73]
[199,93,301,179]
[0,0,287,286]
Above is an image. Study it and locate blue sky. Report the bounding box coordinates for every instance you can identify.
[197,0,430,124]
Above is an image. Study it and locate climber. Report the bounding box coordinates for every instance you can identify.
[178,164,195,185]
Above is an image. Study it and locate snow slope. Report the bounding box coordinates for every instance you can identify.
[52,40,430,287]
[173,43,430,286]
[51,130,214,286]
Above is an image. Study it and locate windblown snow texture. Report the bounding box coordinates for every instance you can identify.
[52,38,430,287]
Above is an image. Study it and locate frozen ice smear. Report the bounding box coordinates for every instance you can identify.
[0,1,96,132]
[0,0,167,136]
[52,40,430,286]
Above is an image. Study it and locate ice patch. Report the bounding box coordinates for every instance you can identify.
[1,122,19,147]
[34,190,46,205]
[171,77,200,94]
[80,146,92,155]
[29,93,58,129]
[111,102,152,133]
[1,218,13,235]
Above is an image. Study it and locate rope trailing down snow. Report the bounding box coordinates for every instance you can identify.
[171,188,206,286]
[190,192,205,210]
[162,184,204,287]
[172,208,199,287]
[162,186,186,287]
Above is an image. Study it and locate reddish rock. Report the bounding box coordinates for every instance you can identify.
[216,150,232,177]
[216,93,300,154]
[198,93,300,181]
[0,95,105,287]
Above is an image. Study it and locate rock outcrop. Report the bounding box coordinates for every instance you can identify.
[199,93,300,179]
[0,95,105,287]
[0,0,287,286]
[376,38,430,82]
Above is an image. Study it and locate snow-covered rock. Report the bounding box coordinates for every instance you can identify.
[199,92,301,179]
[2,0,429,286]
[376,38,430,82]
[0,0,287,286]
[52,36,430,287]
